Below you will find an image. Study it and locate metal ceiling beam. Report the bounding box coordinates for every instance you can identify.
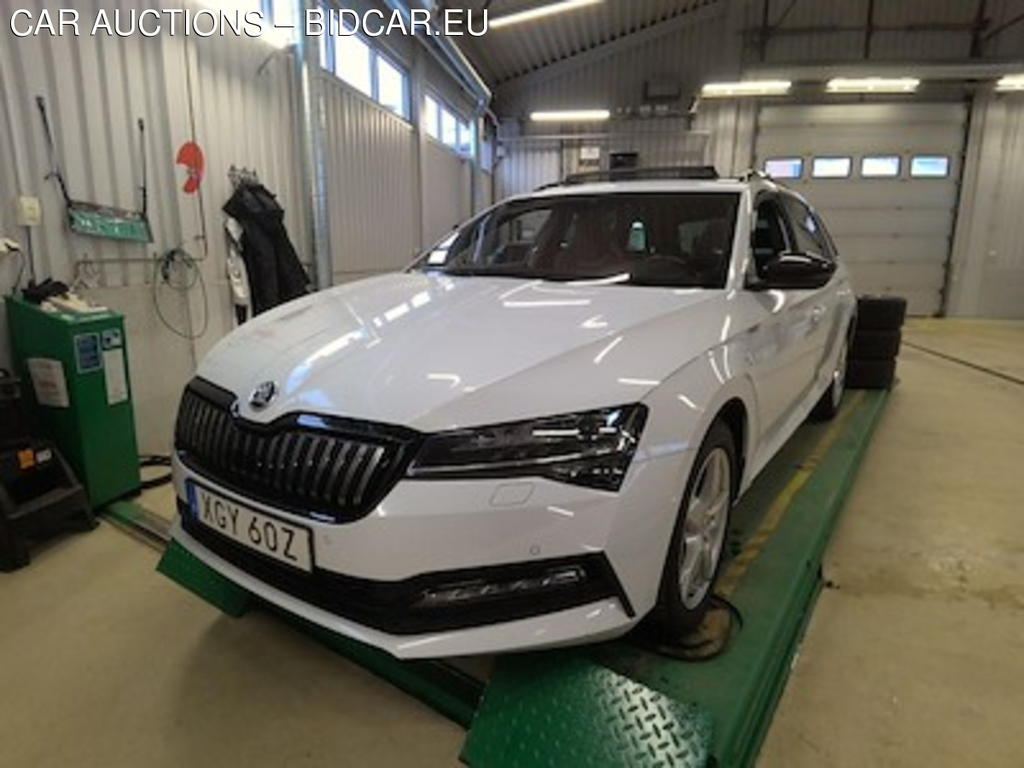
[863,0,875,60]
[970,0,988,58]
[496,0,728,93]
[750,22,987,37]
[756,0,799,62]
[981,8,1024,42]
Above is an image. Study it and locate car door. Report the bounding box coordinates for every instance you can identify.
[778,192,845,400]
[742,193,827,459]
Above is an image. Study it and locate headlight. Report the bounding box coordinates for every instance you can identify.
[406,404,647,492]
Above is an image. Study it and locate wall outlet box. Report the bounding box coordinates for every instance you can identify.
[15,196,42,227]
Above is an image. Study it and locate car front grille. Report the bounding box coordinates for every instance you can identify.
[174,378,419,523]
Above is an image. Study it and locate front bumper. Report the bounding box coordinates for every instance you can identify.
[171,521,634,659]
[178,494,632,636]
[170,451,683,657]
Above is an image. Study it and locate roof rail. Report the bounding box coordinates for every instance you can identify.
[556,166,721,186]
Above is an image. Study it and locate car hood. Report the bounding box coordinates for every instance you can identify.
[198,273,726,431]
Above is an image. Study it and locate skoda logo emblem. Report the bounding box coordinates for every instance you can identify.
[249,381,278,410]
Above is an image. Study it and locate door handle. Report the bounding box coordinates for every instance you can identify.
[810,305,826,324]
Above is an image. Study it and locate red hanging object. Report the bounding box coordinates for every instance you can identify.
[176,141,205,194]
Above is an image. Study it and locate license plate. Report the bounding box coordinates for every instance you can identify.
[189,483,313,573]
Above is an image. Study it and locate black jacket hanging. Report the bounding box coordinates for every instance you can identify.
[222,182,310,315]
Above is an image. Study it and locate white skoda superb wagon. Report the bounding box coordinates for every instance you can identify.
[171,168,855,659]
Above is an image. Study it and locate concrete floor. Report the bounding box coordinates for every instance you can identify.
[1,319,1021,767]
[760,319,1024,767]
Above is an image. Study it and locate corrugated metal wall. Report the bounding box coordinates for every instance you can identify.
[1,1,177,287]
[323,78,420,282]
[494,137,563,199]
[693,101,758,175]
[423,140,472,244]
[949,95,1024,318]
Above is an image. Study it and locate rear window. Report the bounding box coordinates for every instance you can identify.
[415,193,741,289]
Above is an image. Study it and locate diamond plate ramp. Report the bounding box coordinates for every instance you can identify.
[462,653,712,767]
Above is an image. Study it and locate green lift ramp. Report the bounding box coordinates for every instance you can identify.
[155,390,889,767]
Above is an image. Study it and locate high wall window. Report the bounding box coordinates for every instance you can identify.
[458,122,476,157]
[376,56,407,117]
[763,153,954,181]
[312,3,409,119]
[811,157,852,179]
[334,34,372,97]
[248,1,411,119]
[861,156,901,178]
[910,156,950,178]
[424,96,441,140]
[441,110,458,146]
[764,158,803,179]
[423,93,476,159]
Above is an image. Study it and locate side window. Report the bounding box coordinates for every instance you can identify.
[781,196,832,259]
[752,199,790,273]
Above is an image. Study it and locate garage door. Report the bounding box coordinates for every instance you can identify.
[755,103,967,316]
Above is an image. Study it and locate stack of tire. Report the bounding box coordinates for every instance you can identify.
[848,295,907,390]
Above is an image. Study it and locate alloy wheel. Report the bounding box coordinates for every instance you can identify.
[678,447,731,609]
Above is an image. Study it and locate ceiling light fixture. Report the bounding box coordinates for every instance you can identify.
[531,109,611,122]
[826,77,920,93]
[995,74,1024,91]
[490,0,603,30]
[700,80,792,98]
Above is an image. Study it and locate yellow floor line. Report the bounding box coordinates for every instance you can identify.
[717,390,865,598]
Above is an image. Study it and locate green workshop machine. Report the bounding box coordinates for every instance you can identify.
[6,296,140,509]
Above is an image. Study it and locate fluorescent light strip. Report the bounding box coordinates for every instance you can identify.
[996,74,1024,92]
[700,80,792,98]
[490,0,603,29]
[531,109,611,122]
[827,77,920,93]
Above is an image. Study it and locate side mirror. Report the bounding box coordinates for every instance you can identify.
[750,251,836,291]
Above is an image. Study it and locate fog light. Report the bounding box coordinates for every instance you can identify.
[417,566,586,608]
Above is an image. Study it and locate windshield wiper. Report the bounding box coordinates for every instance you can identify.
[440,267,541,279]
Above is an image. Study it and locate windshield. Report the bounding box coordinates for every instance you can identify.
[413,192,740,288]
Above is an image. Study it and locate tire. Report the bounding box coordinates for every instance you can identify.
[856,295,907,331]
[811,334,848,421]
[851,329,902,360]
[846,358,896,390]
[651,420,736,637]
